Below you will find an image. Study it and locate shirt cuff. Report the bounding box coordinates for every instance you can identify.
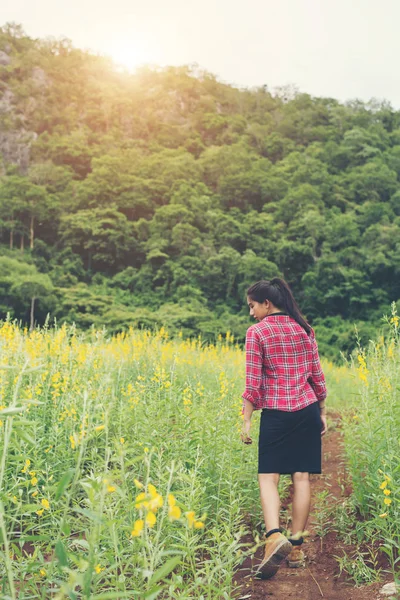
[242,391,256,404]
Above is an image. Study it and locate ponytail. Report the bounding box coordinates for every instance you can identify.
[247,277,311,335]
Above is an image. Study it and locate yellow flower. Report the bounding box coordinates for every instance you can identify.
[168,505,181,521]
[95,425,105,431]
[148,483,157,497]
[185,511,196,528]
[107,485,116,493]
[357,354,366,367]
[41,499,50,510]
[148,494,163,512]
[135,492,149,510]
[380,480,388,490]
[134,479,143,489]
[131,519,144,537]
[145,512,156,528]
[30,477,38,486]
[143,483,163,511]
[144,447,149,453]
[379,513,388,518]
[40,569,46,577]
[194,521,205,529]
[167,493,181,520]
[384,497,392,506]
[32,491,38,497]
[36,509,44,516]
[383,489,391,496]
[120,437,125,444]
[21,459,31,473]
[94,564,104,574]
[69,435,76,450]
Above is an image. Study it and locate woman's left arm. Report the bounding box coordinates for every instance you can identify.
[241,327,263,443]
[242,326,263,406]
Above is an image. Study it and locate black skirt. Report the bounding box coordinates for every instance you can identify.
[258,401,322,474]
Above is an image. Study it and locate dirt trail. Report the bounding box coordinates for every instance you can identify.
[234,416,391,600]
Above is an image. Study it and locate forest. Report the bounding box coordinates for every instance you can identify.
[1,23,400,358]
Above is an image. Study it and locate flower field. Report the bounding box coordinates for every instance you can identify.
[0,316,398,598]
[338,311,400,583]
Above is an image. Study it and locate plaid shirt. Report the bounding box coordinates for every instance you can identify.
[242,313,327,412]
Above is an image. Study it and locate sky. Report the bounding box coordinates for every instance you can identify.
[2,0,400,107]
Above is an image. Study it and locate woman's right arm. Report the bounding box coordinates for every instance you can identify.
[308,330,328,435]
[308,330,327,404]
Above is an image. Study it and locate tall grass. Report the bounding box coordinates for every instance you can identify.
[338,306,399,583]
[0,318,393,598]
[0,324,263,599]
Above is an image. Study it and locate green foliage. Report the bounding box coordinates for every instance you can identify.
[0,255,55,324]
[336,309,400,582]
[1,24,400,357]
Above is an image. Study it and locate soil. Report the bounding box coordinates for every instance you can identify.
[233,415,393,600]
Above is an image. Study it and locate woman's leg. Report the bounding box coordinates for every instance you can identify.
[291,471,311,535]
[258,473,280,532]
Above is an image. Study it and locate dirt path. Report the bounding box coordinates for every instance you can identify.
[233,416,391,600]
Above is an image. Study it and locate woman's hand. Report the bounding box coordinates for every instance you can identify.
[241,399,254,444]
[241,418,253,445]
[320,414,327,436]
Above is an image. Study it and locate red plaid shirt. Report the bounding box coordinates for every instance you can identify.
[242,313,327,412]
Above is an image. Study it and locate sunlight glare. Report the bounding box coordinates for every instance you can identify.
[105,38,157,72]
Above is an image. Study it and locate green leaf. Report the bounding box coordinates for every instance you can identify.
[73,507,105,523]
[55,469,75,500]
[90,594,138,599]
[20,398,44,405]
[61,521,71,536]
[143,588,163,600]
[13,426,35,445]
[55,540,68,567]
[149,556,181,586]
[70,538,90,550]
[17,534,51,542]
[0,406,28,415]
[20,504,42,514]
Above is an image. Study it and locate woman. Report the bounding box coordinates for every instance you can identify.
[241,278,327,580]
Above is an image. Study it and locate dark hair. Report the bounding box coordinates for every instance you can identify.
[247,277,311,335]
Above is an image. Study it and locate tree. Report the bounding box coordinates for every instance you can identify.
[0,256,54,327]
[11,272,53,329]
[0,174,29,250]
[0,172,53,250]
[3,25,400,357]
[59,206,138,273]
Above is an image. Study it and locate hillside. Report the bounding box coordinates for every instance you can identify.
[1,23,400,357]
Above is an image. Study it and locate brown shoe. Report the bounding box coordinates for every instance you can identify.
[287,546,306,568]
[256,532,292,579]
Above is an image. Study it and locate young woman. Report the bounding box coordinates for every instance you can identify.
[241,278,327,580]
